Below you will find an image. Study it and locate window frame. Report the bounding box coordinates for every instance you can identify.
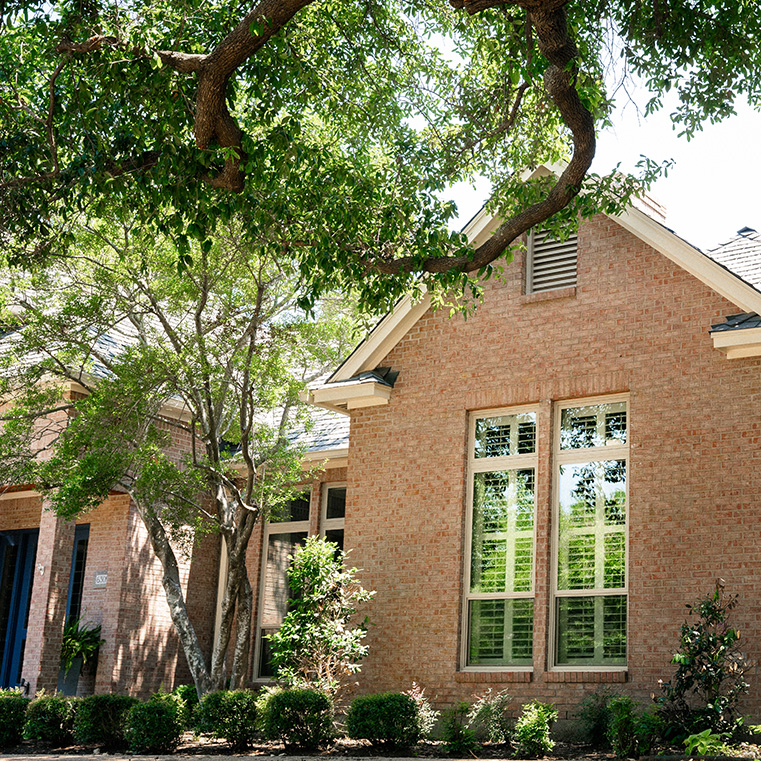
[320,482,346,549]
[253,490,312,681]
[549,393,629,672]
[461,404,538,673]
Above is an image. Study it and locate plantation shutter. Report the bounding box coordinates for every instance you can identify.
[526,229,578,293]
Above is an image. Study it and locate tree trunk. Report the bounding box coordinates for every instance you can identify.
[137,500,213,696]
[230,573,253,689]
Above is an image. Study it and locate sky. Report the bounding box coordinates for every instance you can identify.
[450,95,761,253]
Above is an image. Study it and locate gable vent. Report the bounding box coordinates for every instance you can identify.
[526,229,578,294]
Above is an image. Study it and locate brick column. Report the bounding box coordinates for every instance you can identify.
[22,503,75,694]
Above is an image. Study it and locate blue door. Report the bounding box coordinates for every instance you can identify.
[0,530,39,688]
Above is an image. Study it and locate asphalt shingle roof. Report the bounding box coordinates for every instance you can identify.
[289,408,350,452]
[706,227,761,291]
[705,228,761,334]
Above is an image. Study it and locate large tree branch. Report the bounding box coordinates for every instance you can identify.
[375,1,595,276]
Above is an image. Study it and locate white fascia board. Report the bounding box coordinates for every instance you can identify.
[711,326,761,358]
[610,207,761,314]
[330,292,432,382]
[311,381,392,409]
[301,447,349,469]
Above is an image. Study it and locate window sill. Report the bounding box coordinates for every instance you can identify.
[456,671,533,683]
[521,286,576,304]
[545,671,627,683]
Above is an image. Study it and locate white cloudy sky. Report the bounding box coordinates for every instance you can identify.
[451,93,761,253]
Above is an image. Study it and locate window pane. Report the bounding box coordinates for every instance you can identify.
[471,469,534,594]
[468,598,533,666]
[325,528,344,552]
[325,487,346,519]
[557,460,626,591]
[475,413,536,458]
[560,403,627,449]
[556,595,626,666]
[260,532,308,631]
[270,493,310,523]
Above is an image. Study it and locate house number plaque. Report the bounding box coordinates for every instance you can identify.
[94,570,108,588]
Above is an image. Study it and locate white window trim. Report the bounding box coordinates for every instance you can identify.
[253,490,313,682]
[461,404,538,672]
[549,393,629,672]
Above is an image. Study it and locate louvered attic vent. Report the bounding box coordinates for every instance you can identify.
[526,229,578,294]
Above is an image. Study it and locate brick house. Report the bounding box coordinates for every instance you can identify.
[6,192,761,720]
[298,202,761,720]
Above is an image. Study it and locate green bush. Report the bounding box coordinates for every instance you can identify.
[124,694,185,753]
[258,687,334,750]
[657,580,750,741]
[607,696,637,758]
[441,702,479,757]
[173,684,200,728]
[513,700,557,758]
[23,692,76,747]
[73,694,139,750]
[268,537,373,697]
[635,710,664,756]
[347,692,420,747]
[196,690,259,750]
[467,688,512,744]
[577,688,615,748]
[0,689,30,748]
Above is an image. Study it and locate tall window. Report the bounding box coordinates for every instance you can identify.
[464,408,537,668]
[321,484,346,552]
[256,493,310,678]
[554,398,628,667]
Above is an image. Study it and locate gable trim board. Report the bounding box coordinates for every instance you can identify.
[306,204,761,413]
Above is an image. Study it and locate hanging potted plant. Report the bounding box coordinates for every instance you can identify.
[57,618,104,696]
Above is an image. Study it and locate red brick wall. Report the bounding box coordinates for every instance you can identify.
[343,215,761,719]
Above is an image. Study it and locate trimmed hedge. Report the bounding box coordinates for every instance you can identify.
[73,694,139,750]
[23,693,75,747]
[347,692,421,747]
[0,689,30,749]
[258,688,333,751]
[196,690,258,750]
[124,693,185,753]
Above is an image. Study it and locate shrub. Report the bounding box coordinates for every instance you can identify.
[634,710,664,756]
[657,580,750,741]
[0,689,29,748]
[404,682,439,739]
[607,696,638,758]
[124,694,185,753]
[441,702,479,757]
[73,694,139,750]
[196,690,258,750]
[268,537,374,697]
[513,700,557,758]
[467,688,513,744]
[258,687,334,750]
[173,684,200,728]
[577,688,616,748]
[24,692,76,747]
[347,692,420,748]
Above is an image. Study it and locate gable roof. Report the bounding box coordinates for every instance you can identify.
[305,208,761,413]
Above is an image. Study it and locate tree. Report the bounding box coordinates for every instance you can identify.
[2,0,759,311]
[268,536,374,698]
[0,210,360,695]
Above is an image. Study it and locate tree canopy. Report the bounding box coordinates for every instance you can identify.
[2,0,760,309]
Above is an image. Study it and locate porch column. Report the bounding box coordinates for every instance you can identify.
[22,503,75,694]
